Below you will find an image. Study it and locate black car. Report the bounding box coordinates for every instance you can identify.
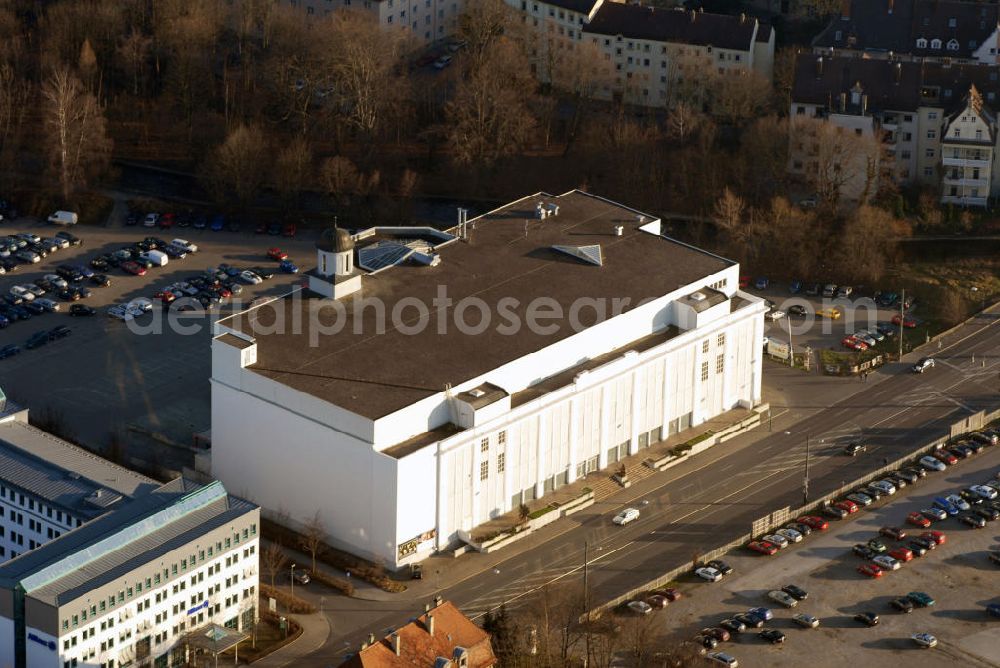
[23,301,45,315]
[786,522,812,536]
[55,231,81,246]
[965,440,986,454]
[10,305,30,320]
[759,629,785,644]
[960,514,986,529]
[125,212,138,226]
[974,506,999,522]
[90,257,109,271]
[47,325,71,340]
[904,466,927,479]
[25,331,49,349]
[959,489,983,505]
[267,221,282,235]
[949,445,973,459]
[907,541,929,557]
[734,613,763,629]
[193,214,208,229]
[706,560,733,576]
[844,442,866,456]
[782,584,808,601]
[894,469,919,484]
[787,304,808,317]
[911,536,936,551]
[719,619,745,634]
[91,274,111,287]
[69,304,96,317]
[823,505,848,519]
[805,283,822,296]
[863,486,883,500]
[854,612,879,627]
[887,473,908,488]
[34,278,54,293]
[853,544,877,559]
[0,344,20,359]
[890,598,914,613]
[251,266,275,280]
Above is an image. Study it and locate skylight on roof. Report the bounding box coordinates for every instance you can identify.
[551,244,603,267]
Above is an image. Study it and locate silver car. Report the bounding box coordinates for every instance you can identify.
[853,331,877,347]
[767,590,798,608]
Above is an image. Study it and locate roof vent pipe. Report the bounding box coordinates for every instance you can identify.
[614,225,624,237]
[816,56,824,77]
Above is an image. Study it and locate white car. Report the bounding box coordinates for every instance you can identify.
[776,528,803,543]
[872,480,897,495]
[612,508,640,526]
[127,297,153,314]
[853,331,877,347]
[10,285,34,301]
[47,236,69,249]
[873,555,900,571]
[762,534,789,549]
[764,310,785,321]
[16,249,39,263]
[922,507,947,521]
[912,633,937,648]
[919,456,946,472]
[240,270,263,285]
[945,494,970,511]
[171,238,198,253]
[23,284,45,298]
[143,212,160,227]
[792,613,820,628]
[627,600,652,615]
[172,282,199,296]
[971,485,998,500]
[695,567,723,582]
[767,590,798,608]
[44,274,69,290]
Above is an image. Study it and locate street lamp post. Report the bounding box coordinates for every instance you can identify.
[290,563,296,598]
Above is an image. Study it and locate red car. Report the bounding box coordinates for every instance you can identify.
[267,247,288,261]
[747,540,778,555]
[153,290,176,304]
[739,275,750,288]
[282,222,297,237]
[841,336,868,351]
[892,314,917,328]
[797,516,829,531]
[932,450,958,465]
[857,563,883,578]
[159,212,176,229]
[659,588,682,602]
[906,512,931,528]
[121,261,147,276]
[888,547,913,562]
[921,530,946,545]
[835,500,859,514]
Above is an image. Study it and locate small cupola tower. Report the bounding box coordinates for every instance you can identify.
[309,225,362,299]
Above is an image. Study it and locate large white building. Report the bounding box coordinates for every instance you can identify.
[281,0,466,45]
[0,408,260,668]
[211,190,765,569]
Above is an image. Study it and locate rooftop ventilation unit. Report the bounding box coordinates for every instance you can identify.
[468,388,486,398]
[552,244,603,267]
[614,225,624,237]
[544,202,559,217]
[535,202,548,219]
[690,292,707,302]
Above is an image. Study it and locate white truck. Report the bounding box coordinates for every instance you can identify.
[140,250,168,267]
[47,210,78,225]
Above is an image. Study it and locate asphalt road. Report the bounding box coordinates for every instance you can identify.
[305,308,1000,664]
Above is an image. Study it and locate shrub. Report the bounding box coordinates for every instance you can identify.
[260,584,316,614]
[528,505,556,520]
[308,569,354,597]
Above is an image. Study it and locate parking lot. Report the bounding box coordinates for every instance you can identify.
[651,440,1000,667]
[0,216,320,468]
[743,277,926,368]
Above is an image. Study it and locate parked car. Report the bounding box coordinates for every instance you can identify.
[960,514,986,529]
[776,528,803,543]
[854,612,879,626]
[781,584,808,601]
[695,567,723,582]
[873,555,900,571]
[890,597,914,613]
[912,633,937,649]
[907,512,931,528]
[69,304,96,316]
[844,442,867,456]
[888,547,913,562]
[880,526,907,540]
[796,516,828,531]
[762,533,789,548]
[853,544,877,559]
[627,600,652,615]
[908,592,935,607]
[759,629,785,644]
[645,595,668,610]
[705,652,738,666]
[892,314,917,328]
[747,540,778,555]
[792,613,820,628]
[919,456,947,472]
[767,590,798,608]
[857,563,883,578]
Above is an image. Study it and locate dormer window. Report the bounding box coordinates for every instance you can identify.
[916,37,928,48]
[835,30,842,41]
[948,17,957,28]
[947,39,959,51]
[931,38,942,50]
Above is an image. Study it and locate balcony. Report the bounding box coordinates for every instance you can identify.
[942,176,988,188]
[941,195,988,207]
[942,156,990,169]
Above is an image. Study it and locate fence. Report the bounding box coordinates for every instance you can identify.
[589,406,999,619]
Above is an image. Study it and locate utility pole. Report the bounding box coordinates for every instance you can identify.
[786,316,794,367]
[803,435,811,505]
[898,288,905,360]
[583,542,590,665]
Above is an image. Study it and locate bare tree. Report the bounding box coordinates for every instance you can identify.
[792,117,883,210]
[41,67,112,202]
[298,512,325,574]
[523,583,586,666]
[320,155,360,207]
[713,187,747,245]
[116,31,152,97]
[834,205,907,283]
[272,136,312,208]
[457,0,523,73]
[261,541,288,588]
[667,102,700,143]
[201,124,269,208]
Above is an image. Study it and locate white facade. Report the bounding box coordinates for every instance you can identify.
[282,0,465,45]
[211,193,765,569]
[0,483,83,562]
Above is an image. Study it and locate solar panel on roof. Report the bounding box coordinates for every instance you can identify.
[358,243,415,272]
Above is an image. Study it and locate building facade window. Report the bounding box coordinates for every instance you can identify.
[716,354,724,374]
[480,438,489,453]
[497,452,506,473]
[479,461,488,481]
[700,361,709,381]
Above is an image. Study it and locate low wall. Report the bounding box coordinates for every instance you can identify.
[590,406,999,619]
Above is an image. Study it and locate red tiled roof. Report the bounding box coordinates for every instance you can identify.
[342,601,496,668]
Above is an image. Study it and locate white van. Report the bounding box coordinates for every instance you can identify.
[47,210,78,225]
[140,250,168,267]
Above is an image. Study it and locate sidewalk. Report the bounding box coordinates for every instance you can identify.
[250,610,331,667]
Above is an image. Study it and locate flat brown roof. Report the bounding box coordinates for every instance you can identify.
[220,191,730,420]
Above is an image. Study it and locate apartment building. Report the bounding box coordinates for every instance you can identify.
[790,53,1000,206]
[281,0,466,45]
[813,0,1000,65]
[211,190,765,569]
[509,1,774,106]
[0,478,259,668]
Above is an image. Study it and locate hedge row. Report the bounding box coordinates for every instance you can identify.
[260,584,317,614]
